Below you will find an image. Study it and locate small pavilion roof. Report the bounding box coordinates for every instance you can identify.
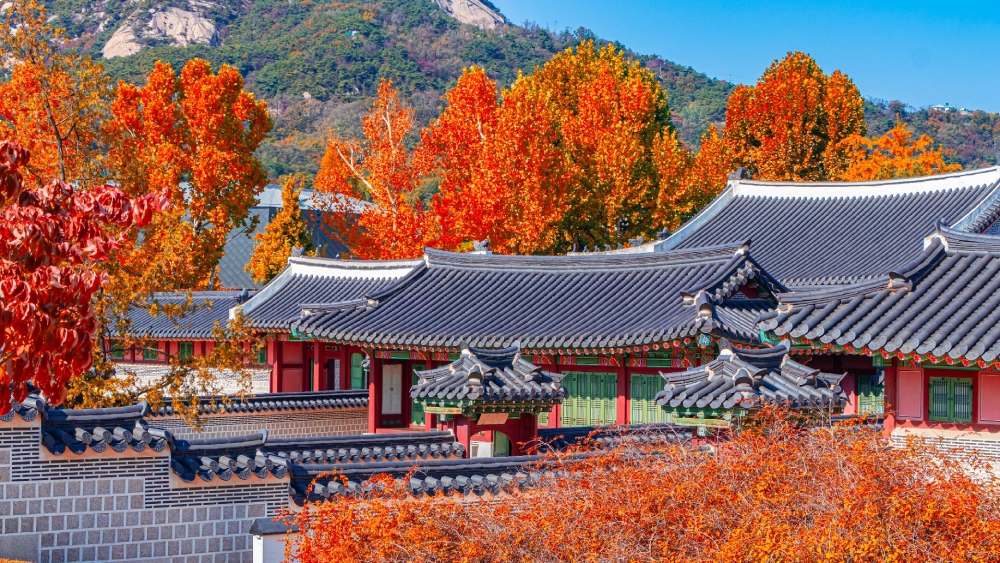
[758,224,1000,365]
[411,345,565,403]
[292,243,785,351]
[656,340,846,410]
[642,166,1000,286]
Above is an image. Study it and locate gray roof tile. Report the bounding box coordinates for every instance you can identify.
[759,224,1000,364]
[658,167,1000,286]
[292,243,785,350]
[411,346,565,403]
[655,339,846,410]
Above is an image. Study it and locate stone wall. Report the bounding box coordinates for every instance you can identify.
[0,424,283,563]
[891,427,1000,461]
[0,401,367,562]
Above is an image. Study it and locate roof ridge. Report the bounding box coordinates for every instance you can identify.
[423,242,748,272]
[731,166,1000,199]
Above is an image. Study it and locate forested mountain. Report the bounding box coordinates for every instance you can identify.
[44,0,998,178]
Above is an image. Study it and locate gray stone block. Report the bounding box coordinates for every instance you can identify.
[21,516,34,532]
[0,533,39,563]
[0,449,10,464]
[5,516,20,534]
[96,545,110,561]
[36,515,49,532]
[126,511,139,527]
[37,483,51,498]
[112,479,126,494]
[111,544,124,560]
[55,531,69,546]
[52,482,66,497]
[87,497,101,512]
[0,501,10,517]
[81,547,95,561]
[80,513,93,529]
[65,547,79,562]
[127,478,143,493]
[94,481,108,496]
[66,514,79,530]
[125,543,137,559]
[51,548,66,563]
[22,483,36,498]
[13,500,26,515]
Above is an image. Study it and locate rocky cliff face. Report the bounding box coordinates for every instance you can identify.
[431,0,504,29]
[102,5,219,59]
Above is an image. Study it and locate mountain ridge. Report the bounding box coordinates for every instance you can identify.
[41,0,1000,177]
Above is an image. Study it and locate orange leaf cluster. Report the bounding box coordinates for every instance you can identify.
[105,59,272,291]
[724,51,867,181]
[837,120,963,181]
[315,79,431,260]
[286,413,1000,563]
[0,0,110,186]
[246,175,315,284]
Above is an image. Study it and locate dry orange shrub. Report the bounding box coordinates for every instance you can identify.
[285,411,1000,563]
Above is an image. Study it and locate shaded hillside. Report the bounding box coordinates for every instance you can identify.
[865,100,1000,169]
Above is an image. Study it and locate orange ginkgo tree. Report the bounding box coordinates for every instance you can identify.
[0,0,111,186]
[837,120,962,180]
[314,79,431,260]
[246,175,315,284]
[285,410,1000,563]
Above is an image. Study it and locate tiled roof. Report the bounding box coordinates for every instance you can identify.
[758,225,1000,364]
[237,256,420,330]
[170,430,290,483]
[41,403,169,456]
[655,166,1000,286]
[266,431,465,464]
[1,395,45,422]
[147,390,368,417]
[290,454,587,501]
[292,243,786,350]
[535,423,691,452]
[217,184,369,289]
[124,290,253,339]
[411,346,565,403]
[656,340,846,410]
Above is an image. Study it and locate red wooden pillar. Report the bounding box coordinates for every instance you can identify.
[312,342,323,391]
[883,360,897,436]
[368,356,382,433]
[616,360,628,425]
[271,340,283,393]
[453,416,472,458]
[339,346,349,390]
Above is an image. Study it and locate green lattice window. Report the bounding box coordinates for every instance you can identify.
[929,377,972,423]
[560,371,617,427]
[350,353,366,390]
[110,347,124,360]
[255,346,267,366]
[143,344,159,361]
[538,410,549,426]
[178,342,194,361]
[857,374,885,415]
[630,374,669,423]
[411,371,425,426]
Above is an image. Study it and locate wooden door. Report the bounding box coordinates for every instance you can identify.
[382,364,403,415]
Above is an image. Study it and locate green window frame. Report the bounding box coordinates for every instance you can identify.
[493,432,511,457]
[538,410,549,426]
[630,374,669,424]
[560,371,617,427]
[411,371,425,426]
[143,344,159,361]
[255,346,267,366]
[110,347,124,360]
[350,353,366,390]
[929,377,973,423]
[178,342,194,361]
[857,374,885,415]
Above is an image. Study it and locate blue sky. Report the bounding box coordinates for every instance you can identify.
[490,0,1000,112]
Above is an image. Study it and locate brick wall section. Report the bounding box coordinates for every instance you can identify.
[892,434,1000,460]
[150,408,368,440]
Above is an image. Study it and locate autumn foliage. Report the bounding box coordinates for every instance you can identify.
[315,79,431,260]
[246,176,315,284]
[838,120,963,181]
[0,141,167,410]
[286,413,1000,563]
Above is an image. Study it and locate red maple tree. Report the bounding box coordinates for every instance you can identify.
[0,141,167,410]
